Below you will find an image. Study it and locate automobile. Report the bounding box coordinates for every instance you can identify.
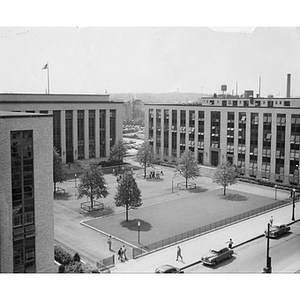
[264,224,290,238]
[154,264,184,274]
[201,246,234,266]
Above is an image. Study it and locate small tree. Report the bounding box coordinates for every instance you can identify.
[53,147,66,193]
[178,150,200,188]
[109,139,128,172]
[114,171,142,222]
[136,141,154,178]
[77,162,109,209]
[212,162,238,195]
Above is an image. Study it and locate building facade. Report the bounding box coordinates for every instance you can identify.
[145,97,300,187]
[0,93,123,164]
[0,111,54,273]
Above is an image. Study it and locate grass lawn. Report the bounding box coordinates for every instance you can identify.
[83,187,277,247]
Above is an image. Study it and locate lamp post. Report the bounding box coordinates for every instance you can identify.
[296,164,300,191]
[263,222,272,273]
[274,184,277,200]
[292,188,296,221]
[137,221,141,244]
[75,173,77,188]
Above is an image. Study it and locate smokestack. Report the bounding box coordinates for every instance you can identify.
[286,74,291,98]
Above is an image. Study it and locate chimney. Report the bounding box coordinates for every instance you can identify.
[286,74,291,98]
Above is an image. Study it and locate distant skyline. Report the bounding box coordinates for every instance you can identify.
[1,26,300,97]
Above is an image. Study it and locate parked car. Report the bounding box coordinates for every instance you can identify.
[264,224,290,238]
[201,246,234,266]
[155,264,184,274]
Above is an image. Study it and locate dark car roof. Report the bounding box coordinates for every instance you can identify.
[156,264,177,272]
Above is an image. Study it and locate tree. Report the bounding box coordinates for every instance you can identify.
[77,162,109,209]
[114,171,142,222]
[136,141,154,178]
[53,147,66,193]
[109,139,128,172]
[177,150,200,188]
[212,162,238,195]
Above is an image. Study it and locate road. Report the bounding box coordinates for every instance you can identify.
[185,223,300,273]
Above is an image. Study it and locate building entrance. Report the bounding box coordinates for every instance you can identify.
[211,150,219,166]
[198,152,203,164]
[66,147,73,163]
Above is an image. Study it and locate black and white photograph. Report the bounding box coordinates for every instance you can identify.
[1,1,300,299]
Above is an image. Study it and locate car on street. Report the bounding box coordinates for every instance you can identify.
[201,246,234,266]
[154,264,184,273]
[264,224,291,238]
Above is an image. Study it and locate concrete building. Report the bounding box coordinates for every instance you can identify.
[0,111,54,273]
[145,96,300,187]
[0,93,123,164]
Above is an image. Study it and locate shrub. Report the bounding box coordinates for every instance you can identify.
[54,245,101,273]
[58,264,65,273]
[73,252,81,262]
[54,245,72,266]
[64,261,100,273]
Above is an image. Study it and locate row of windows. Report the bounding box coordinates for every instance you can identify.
[11,130,35,273]
[52,109,116,159]
[150,110,300,125]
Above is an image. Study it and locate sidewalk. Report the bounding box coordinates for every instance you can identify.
[110,203,299,273]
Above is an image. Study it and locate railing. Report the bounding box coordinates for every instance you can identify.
[96,255,115,273]
[132,197,298,259]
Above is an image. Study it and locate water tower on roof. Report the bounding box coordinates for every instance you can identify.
[221,84,227,98]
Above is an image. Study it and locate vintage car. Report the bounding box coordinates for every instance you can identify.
[155,264,184,274]
[201,246,234,266]
[264,224,290,238]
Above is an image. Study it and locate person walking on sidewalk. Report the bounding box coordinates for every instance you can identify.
[122,245,127,260]
[118,247,124,262]
[176,246,183,261]
[226,238,233,249]
[269,216,274,226]
[107,236,112,251]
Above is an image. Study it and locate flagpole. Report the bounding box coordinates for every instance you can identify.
[47,62,50,94]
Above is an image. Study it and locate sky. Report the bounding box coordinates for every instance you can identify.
[1,26,300,97]
[1,1,300,97]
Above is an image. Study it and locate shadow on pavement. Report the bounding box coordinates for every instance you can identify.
[188,186,209,193]
[81,206,115,218]
[54,192,73,201]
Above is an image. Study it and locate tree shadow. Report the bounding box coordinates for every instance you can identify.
[188,186,209,193]
[221,193,248,201]
[54,192,73,201]
[120,219,152,232]
[81,206,115,218]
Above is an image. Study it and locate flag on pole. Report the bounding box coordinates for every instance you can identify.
[42,63,48,70]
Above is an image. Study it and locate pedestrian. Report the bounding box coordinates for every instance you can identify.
[107,236,112,251]
[176,246,183,261]
[122,245,127,260]
[226,238,233,249]
[269,216,274,226]
[112,169,115,176]
[161,168,164,176]
[118,247,124,262]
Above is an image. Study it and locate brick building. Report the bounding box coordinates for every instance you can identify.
[0,111,54,273]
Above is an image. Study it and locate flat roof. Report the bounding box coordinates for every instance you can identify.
[0,110,52,118]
